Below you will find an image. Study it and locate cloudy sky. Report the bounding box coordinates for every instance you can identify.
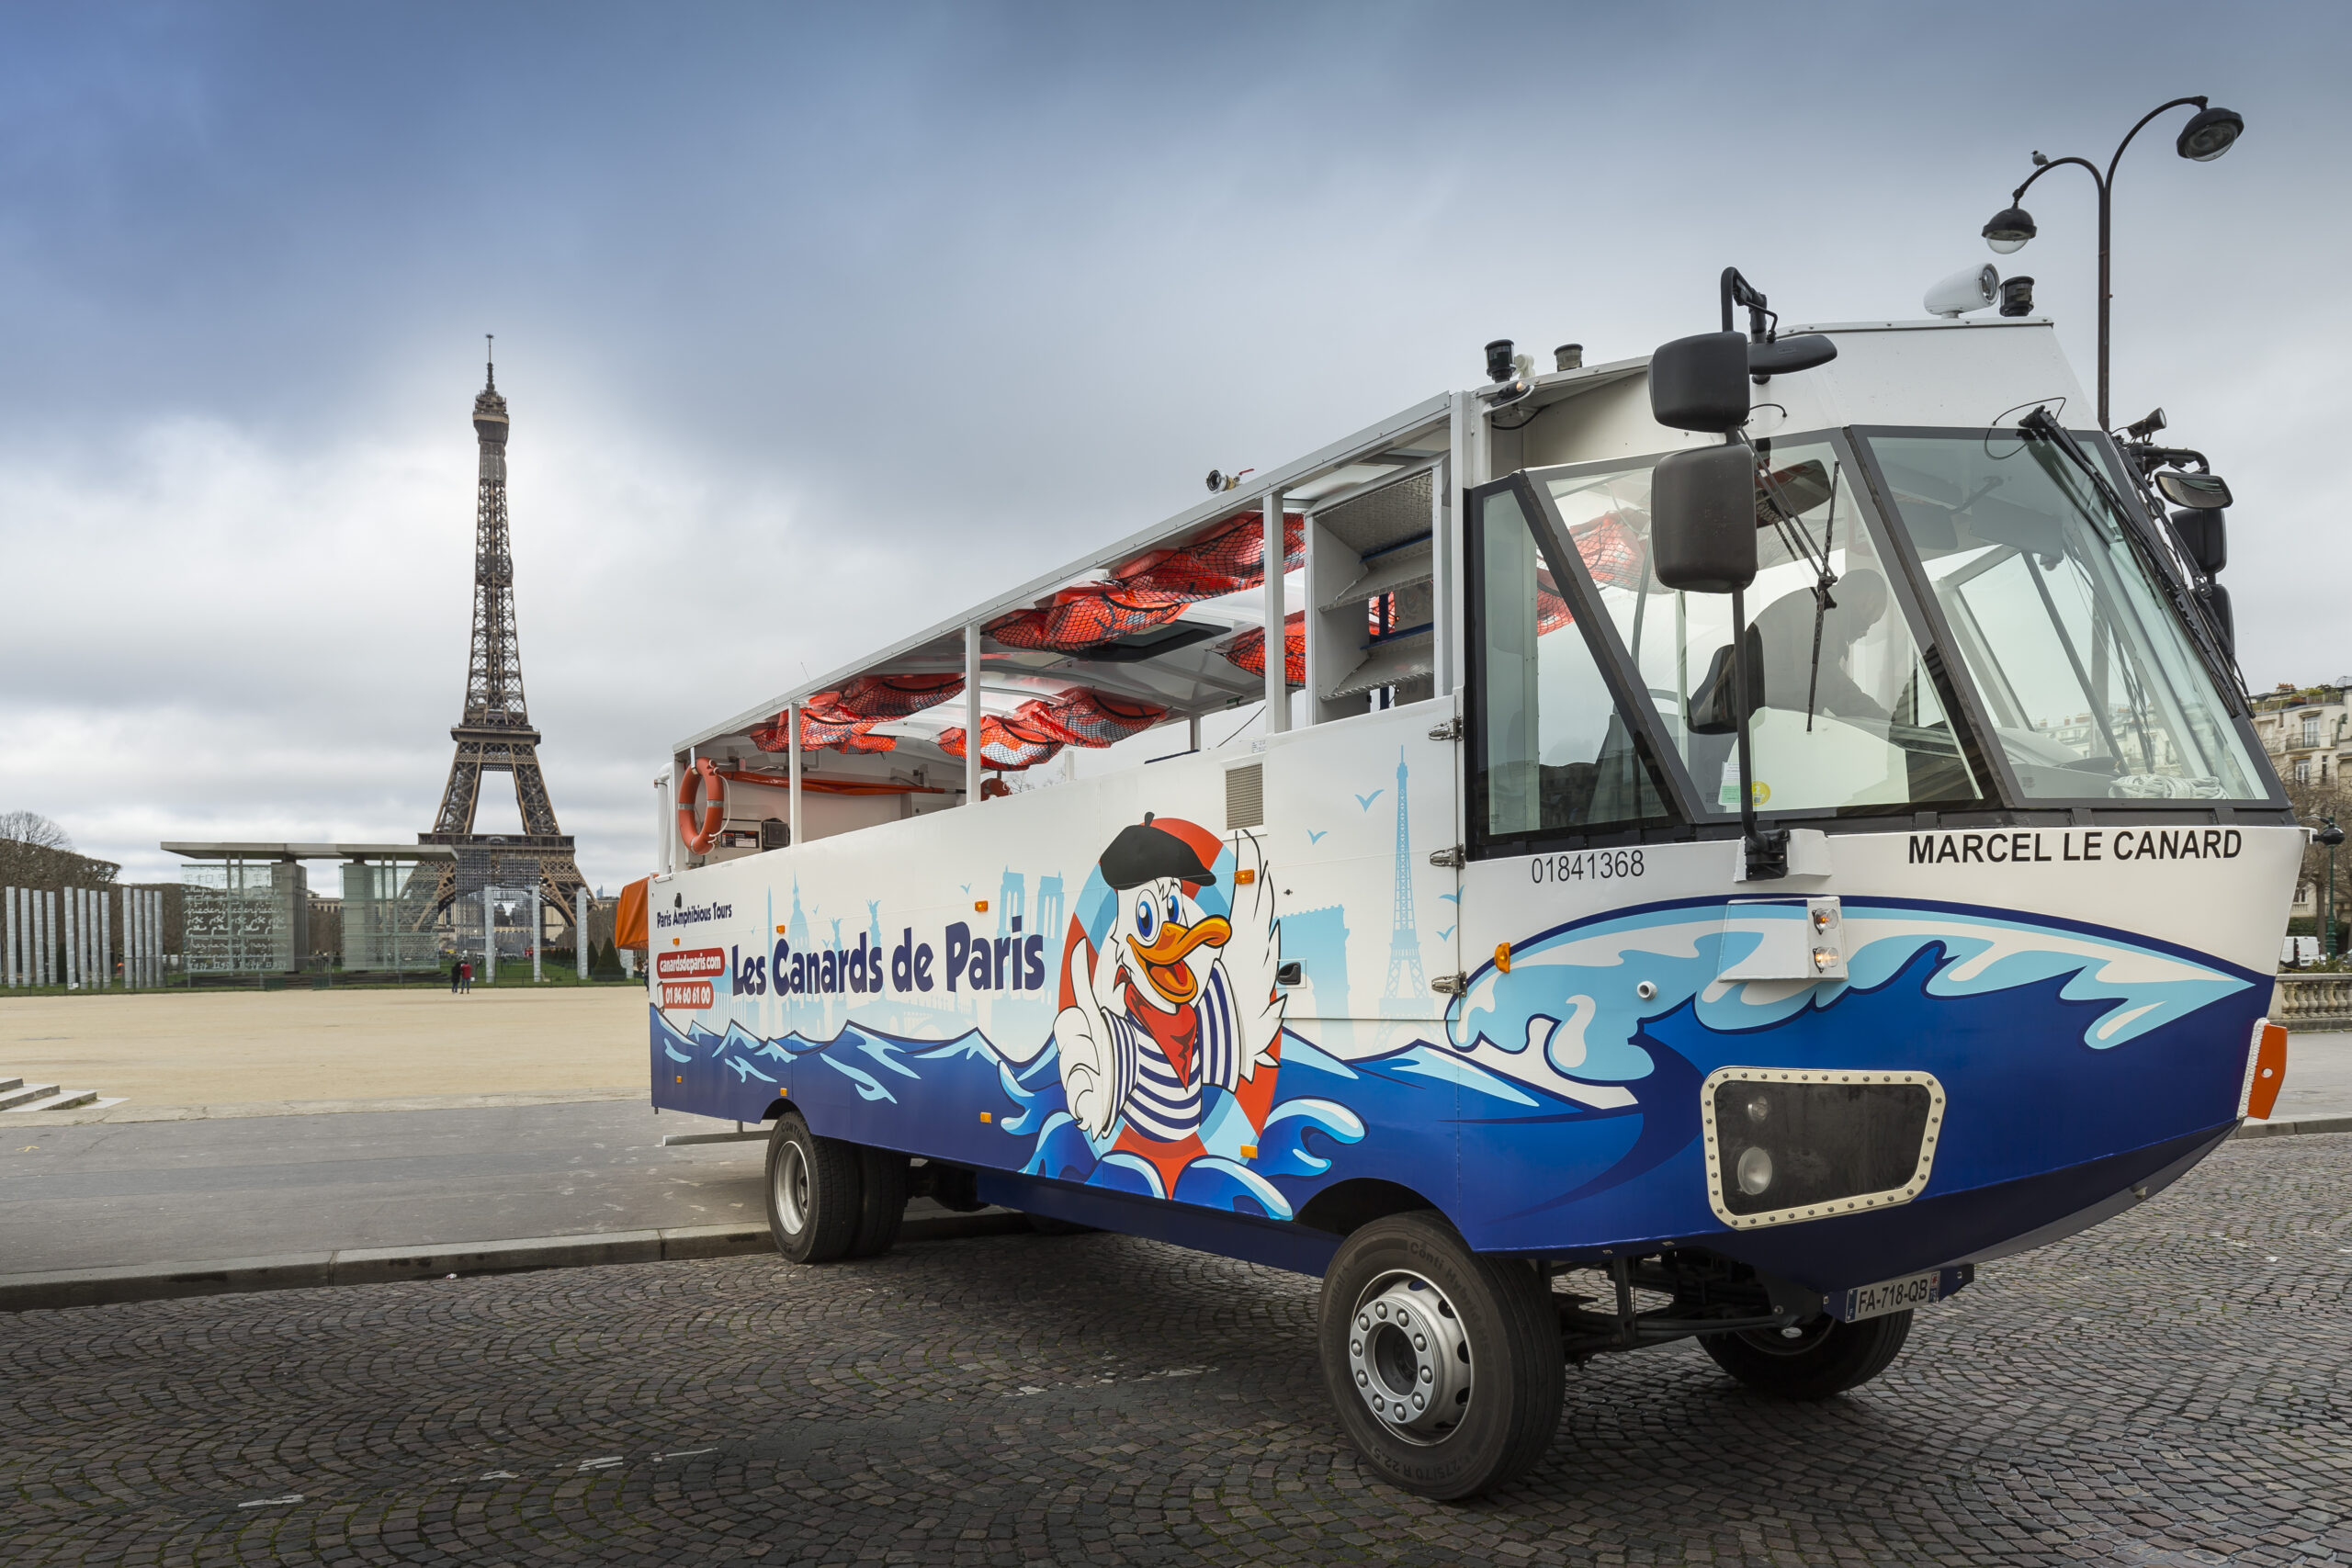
[1,3,2342,891]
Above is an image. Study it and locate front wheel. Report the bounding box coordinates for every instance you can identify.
[764,1114,862,1264]
[1702,1309,1912,1399]
[1317,1213,1563,1500]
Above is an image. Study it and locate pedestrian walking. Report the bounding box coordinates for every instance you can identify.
[459,958,473,994]
[450,954,463,994]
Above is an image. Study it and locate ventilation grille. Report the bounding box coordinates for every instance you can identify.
[1225,763,1264,829]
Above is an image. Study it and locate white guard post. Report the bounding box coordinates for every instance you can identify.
[787,703,804,844]
[481,885,496,984]
[577,887,589,979]
[529,888,543,983]
[5,887,16,987]
[99,889,110,988]
[42,891,54,987]
[1263,491,1287,732]
[64,889,77,991]
[964,624,982,804]
[653,772,673,875]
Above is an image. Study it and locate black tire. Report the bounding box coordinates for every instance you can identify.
[764,1114,862,1264]
[1317,1212,1563,1500]
[1023,1213,1096,1236]
[846,1146,909,1258]
[1702,1309,1913,1399]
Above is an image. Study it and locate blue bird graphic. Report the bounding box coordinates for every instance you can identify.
[1353,790,1384,811]
[1437,926,1455,941]
[1306,829,1329,844]
[1439,892,1461,905]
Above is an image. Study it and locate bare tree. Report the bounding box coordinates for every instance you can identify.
[0,810,73,851]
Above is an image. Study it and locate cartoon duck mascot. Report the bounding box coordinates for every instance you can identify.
[1054,815,1284,1190]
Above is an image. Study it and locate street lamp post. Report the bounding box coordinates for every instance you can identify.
[1982,97,2245,429]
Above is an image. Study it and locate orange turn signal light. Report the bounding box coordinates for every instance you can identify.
[1495,942,1512,975]
[1235,869,1256,886]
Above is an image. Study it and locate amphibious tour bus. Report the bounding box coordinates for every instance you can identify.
[636,266,2294,1497]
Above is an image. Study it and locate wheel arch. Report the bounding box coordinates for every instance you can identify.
[1296,1178,1446,1238]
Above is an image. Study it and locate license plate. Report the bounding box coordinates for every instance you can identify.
[1840,1269,1940,1321]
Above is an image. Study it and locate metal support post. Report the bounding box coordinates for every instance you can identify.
[100,890,111,988]
[964,624,983,804]
[64,888,78,991]
[149,889,161,987]
[1263,491,1288,732]
[530,888,543,982]
[41,890,53,986]
[5,887,16,987]
[482,885,497,984]
[787,704,804,844]
[1432,433,1457,696]
[577,887,589,979]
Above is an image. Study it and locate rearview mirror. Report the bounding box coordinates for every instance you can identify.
[1648,332,1750,434]
[1747,333,1838,378]
[1651,443,1758,592]
[2156,470,2232,511]
[2170,509,2227,576]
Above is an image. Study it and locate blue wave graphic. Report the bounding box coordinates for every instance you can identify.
[653,898,2259,1248]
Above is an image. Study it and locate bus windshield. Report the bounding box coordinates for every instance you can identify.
[1860,430,2267,803]
[1539,434,1982,818]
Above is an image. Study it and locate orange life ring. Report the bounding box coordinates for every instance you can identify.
[677,758,726,855]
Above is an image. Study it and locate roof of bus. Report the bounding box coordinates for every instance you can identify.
[670,389,1468,756]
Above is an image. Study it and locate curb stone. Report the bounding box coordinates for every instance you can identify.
[0,1210,1030,1313]
[2232,1113,2352,1140]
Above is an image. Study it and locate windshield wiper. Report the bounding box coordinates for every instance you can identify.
[2016,406,2242,703]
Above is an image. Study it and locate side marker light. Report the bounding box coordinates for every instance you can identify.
[1495,942,1511,975]
[2247,1022,2288,1120]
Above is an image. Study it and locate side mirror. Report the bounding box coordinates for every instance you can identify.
[2169,508,2227,576]
[1648,332,1751,433]
[1651,443,1758,592]
[1747,333,1837,378]
[2156,469,2232,510]
[1688,626,1765,735]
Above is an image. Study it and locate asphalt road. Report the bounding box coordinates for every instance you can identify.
[5,1133,2346,1566]
[1,1101,772,1272]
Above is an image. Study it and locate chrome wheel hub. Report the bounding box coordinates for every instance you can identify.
[1346,1272,1472,1444]
[775,1141,810,1235]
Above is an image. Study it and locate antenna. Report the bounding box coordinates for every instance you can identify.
[485,333,495,389]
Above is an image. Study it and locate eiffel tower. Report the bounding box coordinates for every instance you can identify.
[1381,747,1426,1012]
[419,344,588,933]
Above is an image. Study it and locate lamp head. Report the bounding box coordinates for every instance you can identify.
[1983,204,2036,255]
[2176,104,2245,163]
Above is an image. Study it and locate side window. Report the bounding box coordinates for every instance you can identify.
[1469,485,1672,846]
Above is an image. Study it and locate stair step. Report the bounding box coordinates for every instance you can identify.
[0,1082,60,1111]
[6,1088,100,1113]
[0,1077,22,1094]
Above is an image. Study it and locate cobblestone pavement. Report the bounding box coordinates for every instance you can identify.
[6,1135,2347,1567]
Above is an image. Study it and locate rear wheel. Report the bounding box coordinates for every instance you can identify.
[846,1146,909,1258]
[764,1114,861,1264]
[1317,1213,1563,1500]
[1702,1309,1912,1399]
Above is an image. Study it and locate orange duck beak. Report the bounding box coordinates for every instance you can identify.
[1126,916,1230,1005]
